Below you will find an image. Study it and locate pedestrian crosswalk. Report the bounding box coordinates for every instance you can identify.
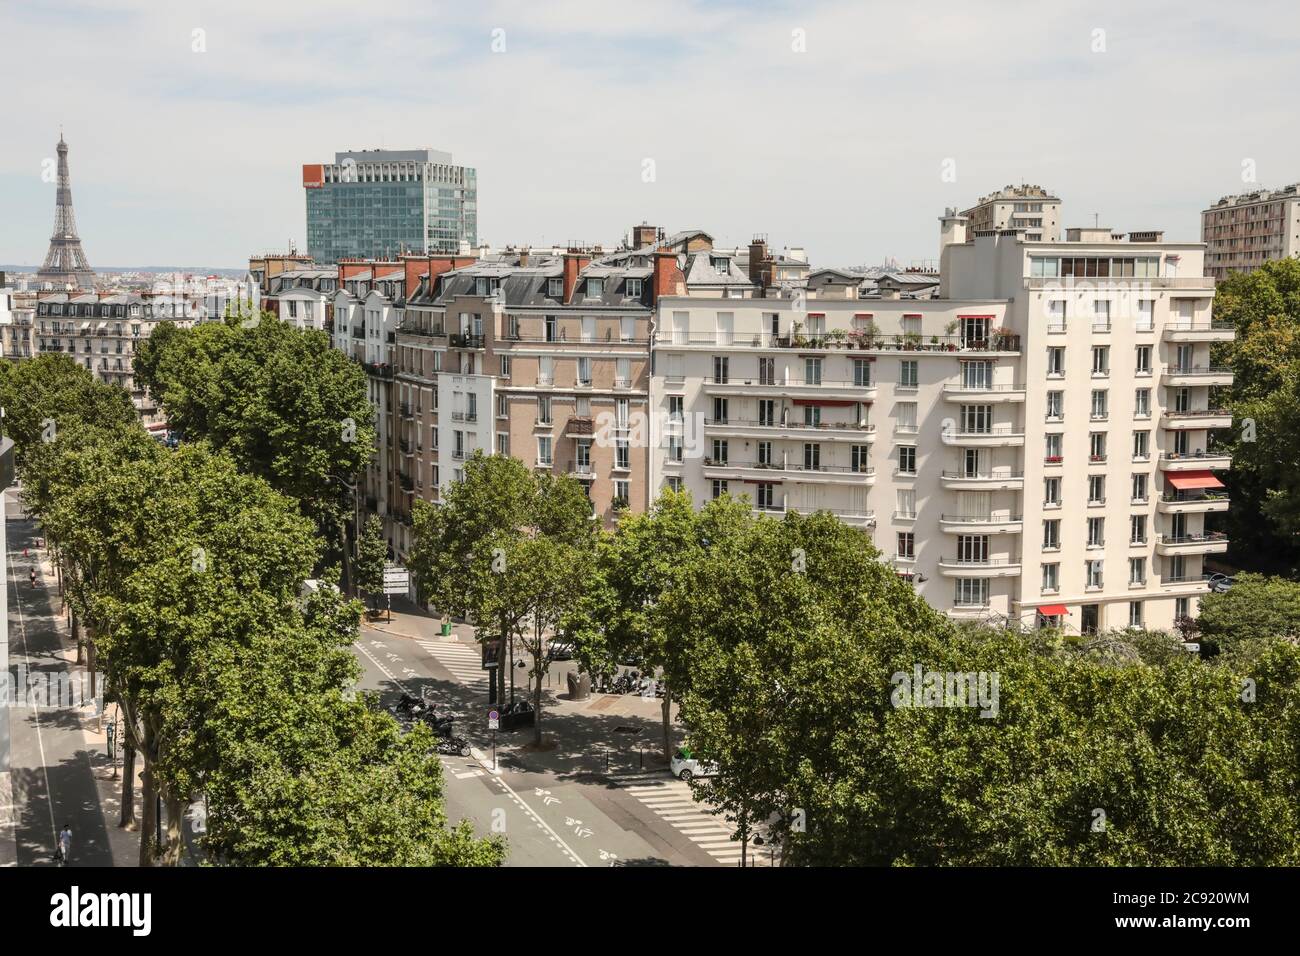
[417,639,489,687]
[613,771,765,866]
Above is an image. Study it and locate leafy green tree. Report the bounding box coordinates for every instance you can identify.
[1196,573,1300,650]
[355,514,388,613]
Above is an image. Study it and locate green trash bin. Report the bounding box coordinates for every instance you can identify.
[441,622,452,636]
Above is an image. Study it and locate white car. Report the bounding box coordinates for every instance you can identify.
[670,749,717,782]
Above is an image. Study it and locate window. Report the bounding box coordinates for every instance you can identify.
[497,433,509,456]
[1091,346,1109,376]
[1093,300,1110,327]
[899,360,918,388]
[756,482,777,510]
[852,444,871,473]
[615,357,631,388]
[804,357,823,386]
[1047,300,1066,330]
[1131,473,1148,503]
[803,405,822,427]
[1128,347,1152,379]
[1088,475,1106,504]
[897,401,918,432]
[576,357,591,386]
[711,439,729,464]
[956,535,989,563]
[1086,560,1104,589]
[625,278,643,298]
[1137,299,1154,331]
[1135,388,1151,418]
[668,395,683,423]
[614,479,630,504]
[954,578,989,607]
[1090,389,1108,420]
[803,443,821,471]
[586,278,604,298]
[616,440,630,471]
[668,435,683,462]
[537,436,553,466]
[898,446,917,474]
[896,489,916,519]
[1043,519,1060,550]
[1047,347,1065,376]
[1044,477,1061,506]
[1089,432,1107,462]
[897,532,915,560]
[1046,391,1063,420]
[1045,433,1063,461]
[758,399,776,427]
[713,355,729,384]
[666,476,683,492]
[1129,600,1144,627]
[1042,563,1059,592]
[711,479,728,500]
[712,397,729,423]
[1132,431,1149,460]
[1176,597,1190,620]
[1130,514,1147,544]
[960,404,992,434]
[453,430,465,459]
[853,359,873,387]
[500,355,511,378]
[759,356,776,386]
[497,394,509,419]
[1087,517,1105,548]
[960,360,992,389]
[758,441,774,466]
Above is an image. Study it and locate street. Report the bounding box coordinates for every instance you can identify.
[353,609,761,866]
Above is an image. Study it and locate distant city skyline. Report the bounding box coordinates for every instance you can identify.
[3,1,1299,268]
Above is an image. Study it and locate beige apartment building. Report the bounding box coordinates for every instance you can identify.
[960,184,1061,243]
[650,220,1232,634]
[1201,184,1300,281]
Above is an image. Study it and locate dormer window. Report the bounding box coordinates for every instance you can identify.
[548,277,563,299]
[475,277,489,296]
[626,278,643,298]
[711,256,730,273]
[587,278,604,298]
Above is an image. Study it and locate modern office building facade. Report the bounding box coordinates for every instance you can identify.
[1201,184,1300,281]
[303,149,477,263]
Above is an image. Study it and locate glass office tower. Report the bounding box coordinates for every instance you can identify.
[304,148,477,262]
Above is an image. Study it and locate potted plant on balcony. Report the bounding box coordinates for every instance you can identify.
[944,320,959,351]
[829,328,847,348]
[790,321,808,349]
[846,329,865,349]
[992,326,1016,350]
[902,331,923,350]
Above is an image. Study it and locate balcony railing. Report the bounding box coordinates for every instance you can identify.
[1158,532,1228,545]
[704,417,874,432]
[654,333,1021,353]
[451,411,478,422]
[941,556,1019,567]
[396,322,447,337]
[1163,366,1233,377]
[449,333,485,349]
[940,514,1023,524]
[1164,407,1231,419]
[702,458,875,476]
[941,470,1025,480]
[1161,491,1229,504]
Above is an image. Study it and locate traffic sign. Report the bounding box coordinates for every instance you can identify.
[488,709,500,730]
[383,566,410,595]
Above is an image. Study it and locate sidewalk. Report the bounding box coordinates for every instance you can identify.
[5,511,141,867]
[364,598,683,780]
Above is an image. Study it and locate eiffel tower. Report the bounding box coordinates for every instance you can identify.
[36,133,96,290]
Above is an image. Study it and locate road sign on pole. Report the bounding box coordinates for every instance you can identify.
[488,709,500,731]
[382,566,410,596]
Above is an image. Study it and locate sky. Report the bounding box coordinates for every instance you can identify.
[2,0,1299,270]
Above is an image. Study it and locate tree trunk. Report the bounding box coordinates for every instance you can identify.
[508,631,516,705]
[119,739,138,830]
[72,612,83,665]
[138,739,157,867]
[661,689,672,760]
[161,792,185,866]
[86,637,97,702]
[533,657,544,747]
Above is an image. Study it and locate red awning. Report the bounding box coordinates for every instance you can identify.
[791,398,860,407]
[1167,471,1224,490]
[1037,604,1069,616]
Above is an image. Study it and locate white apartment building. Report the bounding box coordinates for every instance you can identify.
[650,222,1232,634]
[1201,184,1300,281]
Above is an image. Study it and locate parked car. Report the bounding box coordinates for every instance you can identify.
[670,747,717,782]
[546,639,575,661]
[1206,572,1236,593]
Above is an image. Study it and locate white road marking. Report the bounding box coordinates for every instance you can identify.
[8,548,59,851]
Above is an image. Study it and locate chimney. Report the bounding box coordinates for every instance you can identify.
[748,236,771,290]
[632,223,658,249]
[651,250,684,303]
[518,246,530,268]
[562,250,591,304]
[938,208,968,251]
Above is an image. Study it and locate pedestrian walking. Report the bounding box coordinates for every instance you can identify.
[56,824,72,866]
[29,566,37,587]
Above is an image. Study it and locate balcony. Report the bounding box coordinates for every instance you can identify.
[451,411,478,423]
[940,424,1024,447]
[1163,321,1234,343]
[397,322,447,338]
[1161,365,1234,387]
[1161,408,1232,430]
[702,418,876,442]
[941,383,1026,403]
[566,416,594,437]
[398,473,415,493]
[1155,531,1229,556]
[398,438,415,456]
[702,376,877,402]
[938,556,1022,577]
[940,470,1024,490]
[1024,276,1215,292]
[399,402,414,419]
[701,458,877,485]
[938,514,1023,534]
[1158,491,1230,514]
[449,333,485,349]
[362,360,395,380]
[654,333,1020,355]
[1158,451,1232,471]
[750,505,876,528]
[566,460,596,480]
